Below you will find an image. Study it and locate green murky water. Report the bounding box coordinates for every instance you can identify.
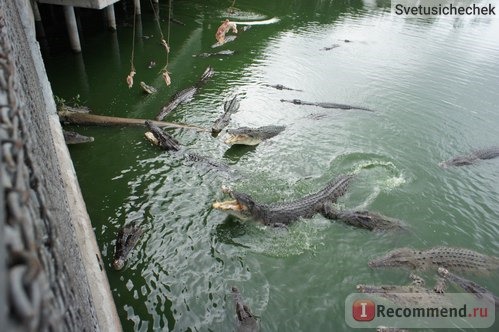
[43,0,499,331]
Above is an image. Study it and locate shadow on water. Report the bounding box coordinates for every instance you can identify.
[214,215,254,248]
[223,144,258,160]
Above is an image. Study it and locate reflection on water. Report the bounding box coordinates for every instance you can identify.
[42,0,499,330]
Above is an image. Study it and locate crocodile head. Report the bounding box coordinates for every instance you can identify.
[112,225,143,271]
[212,188,259,219]
[140,81,157,94]
[225,126,285,146]
[113,258,125,270]
[438,156,474,168]
[368,248,419,269]
[224,131,262,146]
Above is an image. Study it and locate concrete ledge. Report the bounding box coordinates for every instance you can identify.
[49,114,123,331]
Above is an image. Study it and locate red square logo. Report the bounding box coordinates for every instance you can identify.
[352,299,375,321]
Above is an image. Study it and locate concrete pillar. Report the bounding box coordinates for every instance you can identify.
[63,6,81,53]
[30,0,46,38]
[74,53,90,97]
[109,30,122,69]
[134,0,141,15]
[136,14,143,48]
[30,0,41,21]
[105,4,116,30]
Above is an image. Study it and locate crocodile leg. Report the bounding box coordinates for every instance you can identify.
[433,277,447,294]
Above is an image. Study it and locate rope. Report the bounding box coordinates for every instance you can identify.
[229,0,236,13]
[150,0,172,85]
[127,3,137,88]
[166,0,172,66]
[149,0,165,40]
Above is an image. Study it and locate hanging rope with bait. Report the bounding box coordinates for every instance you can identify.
[150,0,172,86]
[126,2,137,88]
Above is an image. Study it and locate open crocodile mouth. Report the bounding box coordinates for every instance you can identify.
[224,134,262,145]
[212,199,245,211]
[224,134,255,145]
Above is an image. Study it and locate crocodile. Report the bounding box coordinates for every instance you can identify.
[212,174,353,226]
[140,81,157,94]
[155,66,215,120]
[212,96,240,136]
[144,120,181,151]
[263,84,303,92]
[193,50,235,58]
[211,34,237,48]
[324,209,404,232]
[439,147,499,168]
[320,44,340,51]
[113,223,143,270]
[438,267,499,306]
[225,125,285,146]
[144,121,230,172]
[232,287,258,332]
[62,130,94,144]
[368,247,499,273]
[281,98,375,112]
[357,273,451,307]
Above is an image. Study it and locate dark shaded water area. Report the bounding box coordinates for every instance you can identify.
[42,0,499,330]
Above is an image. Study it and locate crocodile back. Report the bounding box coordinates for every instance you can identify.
[261,174,353,224]
[475,147,499,160]
[424,247,499,272]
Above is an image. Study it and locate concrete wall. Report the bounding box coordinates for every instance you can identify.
[1,0,121,330]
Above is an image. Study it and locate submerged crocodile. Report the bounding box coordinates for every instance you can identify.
[438,267,499,306]
[193,50,235,58]
[281,98,375,112]
[63,130,94,144]
[369,247,499,273]
[439,147,499,168]
[211,35,237,48]
[212,96,240,136]
[225,125,285,146]
[263,84,303,92]
[213,174,353,226]
[320,44,340,51]
[113,223,143,270]
[140,81,157,94]
[155,66,215,120]
[232,287,258,332]
[357,273,451,307]
[324,209,404,232]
